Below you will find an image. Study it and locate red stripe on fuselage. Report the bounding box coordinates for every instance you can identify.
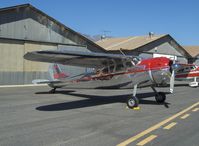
[176,72,199,78]
[75,57,171,82]
[77,66,170,82]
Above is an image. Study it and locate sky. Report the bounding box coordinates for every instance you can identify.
[0,0,199,45]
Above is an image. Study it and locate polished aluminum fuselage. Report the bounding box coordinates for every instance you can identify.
[49,67,171,89]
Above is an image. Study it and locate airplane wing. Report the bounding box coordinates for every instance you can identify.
[24,50,140,68]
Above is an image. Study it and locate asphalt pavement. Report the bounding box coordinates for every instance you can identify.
[0,83,198,146]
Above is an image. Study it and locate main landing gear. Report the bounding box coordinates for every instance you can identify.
[189,77,198,88]
[126,85,166,109]
[126,84,139,109]
[126,96,139,109]
[151,86,166,103]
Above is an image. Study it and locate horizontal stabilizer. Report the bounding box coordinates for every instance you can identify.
[32,79,61,84]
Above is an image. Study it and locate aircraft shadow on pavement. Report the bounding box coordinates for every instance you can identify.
[35,90,76,94]
[36,91,170,111]
[158,83,189,88]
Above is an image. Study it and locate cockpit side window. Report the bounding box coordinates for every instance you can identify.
[102,63,127,73]
[101,65,115,73]
[177,69,184,73]
[102,67,108,74]
[116,64,125,71]
[99,60,138,74]
[125,61,134,68]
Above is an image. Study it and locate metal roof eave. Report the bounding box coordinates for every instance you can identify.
[0,3,106,53]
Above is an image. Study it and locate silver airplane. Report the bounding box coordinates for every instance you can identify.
[24,49,177,108]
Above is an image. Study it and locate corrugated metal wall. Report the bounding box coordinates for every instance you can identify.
[148,42,187,63]
[0,39,52,85]
[193,59,199,65]
[0,5,96,85]
[0,39,24,85]
[0,5,105,53]
[0,6,75,44]
[0,38,89,85]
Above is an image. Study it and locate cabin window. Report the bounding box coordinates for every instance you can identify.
[178,69,184,73]
[125,61,133,68]
[102,65,115,73]
[116,64,125,71]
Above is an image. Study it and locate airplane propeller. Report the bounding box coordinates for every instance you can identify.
[169,62,180,93]
[170,67,175,93]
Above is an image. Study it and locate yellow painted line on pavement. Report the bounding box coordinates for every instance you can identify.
[163,122,177,130]
[192,108,199,112]
[180,114,190,119]
[136,135,157,146]
[117,101,199,146]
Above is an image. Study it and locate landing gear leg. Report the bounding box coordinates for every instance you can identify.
[151,86,166,103]
[126,84,139,108]
[189,77,198,88]
[49,87,56,94]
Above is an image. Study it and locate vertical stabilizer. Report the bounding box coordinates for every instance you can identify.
[48,64,69,80]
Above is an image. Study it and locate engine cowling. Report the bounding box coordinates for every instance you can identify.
[139,57,172,85]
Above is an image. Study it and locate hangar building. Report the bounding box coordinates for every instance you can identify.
[183,46,199,65]
[0,4,105,85]
[0,4,197,85]
[96,34,192,64]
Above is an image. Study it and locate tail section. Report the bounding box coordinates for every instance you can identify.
[49,64,70,80]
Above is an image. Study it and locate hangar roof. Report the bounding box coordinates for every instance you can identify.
[183,46,199,57]
[96,35,165,51]
[0,4,194,58]
[96,34,192,58]
[0,4,106,52]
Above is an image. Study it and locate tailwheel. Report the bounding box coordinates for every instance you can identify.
[49,88,56,94]
[155,92,166,103]
[126,96,139,108]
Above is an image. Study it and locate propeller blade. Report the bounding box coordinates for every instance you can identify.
[170,69,175,93]
[169,61,181,93]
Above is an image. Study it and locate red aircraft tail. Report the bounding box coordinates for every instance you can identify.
[49,64,70,80]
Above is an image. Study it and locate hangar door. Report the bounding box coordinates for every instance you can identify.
[0,40,24,85]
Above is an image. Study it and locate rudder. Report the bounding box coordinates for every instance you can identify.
[48,64,69,80]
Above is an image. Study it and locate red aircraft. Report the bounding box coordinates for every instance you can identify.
[175,63,199,87]
[24,49,177,108]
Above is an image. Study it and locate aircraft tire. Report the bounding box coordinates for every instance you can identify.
[155,92,166,103]
[126,96,139,108]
